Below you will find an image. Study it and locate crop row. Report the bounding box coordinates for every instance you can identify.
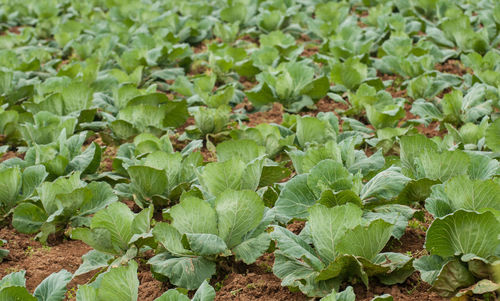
[0,0,499,300]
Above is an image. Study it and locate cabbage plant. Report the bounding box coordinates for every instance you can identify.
[246,61,329,112]
[414,210,500,297]
[0,270,72,301]
[272,203,413,297]
[71,203,154,275]
[149,190,272,290]
[12,172,117,242]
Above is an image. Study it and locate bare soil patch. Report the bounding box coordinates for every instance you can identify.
[0,226,92,293]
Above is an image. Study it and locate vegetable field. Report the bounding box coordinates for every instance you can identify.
[1,0,500,300]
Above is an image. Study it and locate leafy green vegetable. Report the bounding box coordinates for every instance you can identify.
[272,203,413,297]
[13,172,117,243]
[415,210,500,297]
[71,203,154,272]
[247,61,329,112]
[0,269,72,301]
[150,190,271,290]
[0,164,47,218]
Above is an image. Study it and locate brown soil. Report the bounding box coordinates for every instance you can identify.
[239,77,257,90]
[286,220,305,235]
[175,117,195,135]
[354,272,446,301]
[200,147,216,162]
[245,103,284,127]
[417,121,445,138]
[0,226,92,293]
[138,261,167,301]
[0,151,24,162]
[383,227,427,257]
[435,59,468,76]
[378,72,408,99]
[0,26,22,35]
[216,272,307,301]
[357,21,368,28]
[193,42,208,54]
[301,46,319,57]
[94,136,117,172]
[401,103,445,138]
[296,34,312,43]
[387,86,408,99]
[300,97,349,119]
[239,35,259,45]
[123,199,142,213]
[215,253,307,301]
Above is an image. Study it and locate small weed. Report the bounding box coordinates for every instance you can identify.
[214,281,224,291]
[66,287,77,299]
[4,267,20,274]
[406,278,421,295]
[230,288,243,296]
[24,246,34,257]
[408,219,427,232]
[246,283,256,289]
[258,262,273,273]
[406,251,413,257]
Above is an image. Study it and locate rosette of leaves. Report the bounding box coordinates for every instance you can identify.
[444,120,489,151]
[206,43,259,78]
[258,31,304,62]
[170,74,238,108]
[213,21,239,43]
[406,71,462,100]
[8,131,101,179]
[18,111,78,146]
[272,158,414,240]
[330,57,368,91]
[307,2,351,39]
[425,175,500,219]
[410,84,496,126]
[255,5,289,33]
[12,172,117,243]
[230,122,294,158]
[430,9,490,54]
[149,190,272,290]
[71,203,155,276]
[76,261,215,301]
[111,132,176,176]
[461,51,500,86]
[272,203,414,297]
[414,210,500,297]
[109,92,188,140]
[374,37,437,78]
[246,60,329,112]
[347,85,405,130]
[0,164,47,219]
[0,270,72,301]
[24,80,97,122]
[124,149,203,208]
[324,23,374,61]
[171,75,237,139]
[397,134,499,204]
[196,139,289,199]
[188,105,232,139]
[0,106,21,144]
[400,134,499,180]
[288,113,339,149]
